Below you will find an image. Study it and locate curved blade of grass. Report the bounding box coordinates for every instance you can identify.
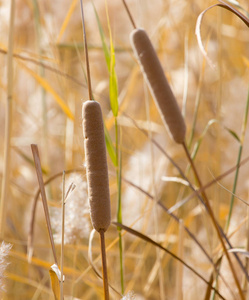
[225,127,240,142]
[18,62,74,120]
[49,267,61,300]
[226,0,249,18]
[196,2,249,68]
[112,222,226,300]
[218,0,249,21]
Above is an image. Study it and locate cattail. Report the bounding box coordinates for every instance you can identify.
[130,28,186,144]
[82,100,111,233]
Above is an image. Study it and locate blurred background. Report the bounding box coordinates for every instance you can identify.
[0,0,249,299]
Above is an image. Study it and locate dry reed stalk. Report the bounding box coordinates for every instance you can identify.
[82,100,111,300]
[130,28,186,144]
[31,144,58,266]
[0,0,15,238]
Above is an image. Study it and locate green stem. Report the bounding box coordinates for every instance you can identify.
[224,144,243,233]
[225,86,249,232]
[115,117,124,294]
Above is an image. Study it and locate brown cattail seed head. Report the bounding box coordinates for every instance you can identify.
[130,28,186,144]
[82,100,111,232]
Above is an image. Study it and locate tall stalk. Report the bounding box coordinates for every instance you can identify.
[0,0,15,238]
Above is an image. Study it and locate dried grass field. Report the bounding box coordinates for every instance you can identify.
[0,0,249,299]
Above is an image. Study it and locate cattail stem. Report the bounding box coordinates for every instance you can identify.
[82,100,111,298]
[60,171,66,300]
[182,141,245,300]
[121,0,136,29]
[80,0,93,100]
[100,229,109,300]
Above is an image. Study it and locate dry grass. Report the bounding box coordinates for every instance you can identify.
[0,0,249,299]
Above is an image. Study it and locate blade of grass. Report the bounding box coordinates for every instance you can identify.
[187,38,208,148]
[19,62,74,120]
[57,0,78,43]
[103,0,123,292]
[225,86,249,232]
[104,123,117,167]
[93,4,111,71]
[112,222,226,300]
[0,48,87,88]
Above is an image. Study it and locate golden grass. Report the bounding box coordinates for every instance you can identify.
[0,0,249,299]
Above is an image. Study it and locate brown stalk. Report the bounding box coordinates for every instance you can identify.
[31,144,58,265]
[100,230,109,300]
[121,0,137,29]
[182,141,245,300]
[80,0,93,100]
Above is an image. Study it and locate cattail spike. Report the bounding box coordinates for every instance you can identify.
[82,100,111,233]
[130,28,186,144]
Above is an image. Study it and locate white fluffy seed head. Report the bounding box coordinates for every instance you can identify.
[130,28,186,144]
[82,100,111,232]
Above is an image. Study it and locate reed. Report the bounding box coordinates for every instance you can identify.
[82,100,111,300]
[130,28,186,144]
